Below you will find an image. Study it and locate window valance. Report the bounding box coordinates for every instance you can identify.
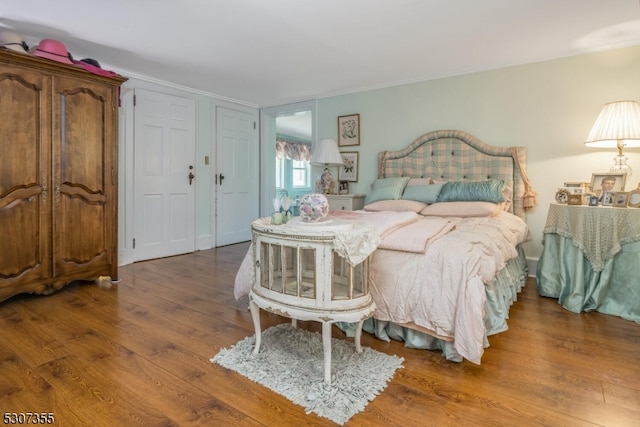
[276,137,311,161]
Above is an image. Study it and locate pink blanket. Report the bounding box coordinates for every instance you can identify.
[329,210,454,253]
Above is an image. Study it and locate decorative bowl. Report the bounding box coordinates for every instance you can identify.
[298,193,329,223]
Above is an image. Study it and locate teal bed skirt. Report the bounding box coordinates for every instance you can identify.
[536,233,640,324]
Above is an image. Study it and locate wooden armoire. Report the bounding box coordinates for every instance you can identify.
[0,48,127,303]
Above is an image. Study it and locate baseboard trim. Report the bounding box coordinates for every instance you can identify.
[526,257,538,278]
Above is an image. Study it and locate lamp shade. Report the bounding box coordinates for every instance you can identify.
[310,138,344,165]
[585,101,640,148]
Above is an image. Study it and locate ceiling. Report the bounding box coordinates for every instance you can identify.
[3,1,640,107]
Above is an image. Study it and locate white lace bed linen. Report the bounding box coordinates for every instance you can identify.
[369,211,529,365]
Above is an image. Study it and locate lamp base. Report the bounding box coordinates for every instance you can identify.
[319,167,336,194]
[611,154,632,178]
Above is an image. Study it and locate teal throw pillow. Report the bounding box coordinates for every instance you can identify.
[366,177,410,204]
[401,183,445,203]
[436,180,506,203]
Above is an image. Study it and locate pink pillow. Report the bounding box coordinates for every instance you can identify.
[420,201,501,217]
[364,199,427,213]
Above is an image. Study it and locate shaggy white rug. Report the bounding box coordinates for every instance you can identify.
[211,323,404,425]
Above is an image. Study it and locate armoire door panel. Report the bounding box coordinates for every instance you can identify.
[0,64,51,298]
[55,196,108,266]
[0,195,42,276]
[55,78,109,195]
[52,76,114,275]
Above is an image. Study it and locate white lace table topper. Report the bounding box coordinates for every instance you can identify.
[543,204,640,271]
[252,217,380,266]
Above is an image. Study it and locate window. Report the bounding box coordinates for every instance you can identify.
[292,160,309,188]
[276,157,310,193]
[275,137,311,196]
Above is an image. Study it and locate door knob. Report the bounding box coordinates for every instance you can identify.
[188,171,195,185]
[219,174,225,185]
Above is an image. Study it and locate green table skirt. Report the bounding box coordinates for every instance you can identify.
[536,233,640,323]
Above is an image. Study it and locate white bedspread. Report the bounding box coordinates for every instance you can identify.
[234,210,529,364]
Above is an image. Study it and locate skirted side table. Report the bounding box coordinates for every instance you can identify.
[537,203,640,322]
[249,217,380,384]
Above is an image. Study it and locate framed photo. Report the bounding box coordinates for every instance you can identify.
[567,194,582,205]
[613,192,629,208]
[628,189,640,208]
[564,181,589,192]
[588,195,599,206]
[602,191,614,206]
[589,172,627,194]
[338,151,359,182]
[338,181,349,195]
[337,114,360,147]
[555,189,569,204]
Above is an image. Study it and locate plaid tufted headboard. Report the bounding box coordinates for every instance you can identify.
[377,130,531,219]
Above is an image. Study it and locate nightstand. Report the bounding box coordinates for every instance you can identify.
[536,203,640,323]
[325,194,365,211]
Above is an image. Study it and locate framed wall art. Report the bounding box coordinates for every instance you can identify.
[337,113,360,147]
[338,151,359,182]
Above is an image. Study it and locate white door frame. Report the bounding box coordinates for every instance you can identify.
[118,81,259,265]
[214,105,258,246]
[132,88,196,261]
[118,81,198,266]
[259,100,317,217]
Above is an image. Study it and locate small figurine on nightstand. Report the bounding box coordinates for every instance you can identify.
[320,167,335,194]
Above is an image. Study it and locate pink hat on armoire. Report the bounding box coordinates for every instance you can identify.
[32,38,73,65]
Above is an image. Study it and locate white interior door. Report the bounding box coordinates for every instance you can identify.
[134,89,196,261]
[216,106,258,246]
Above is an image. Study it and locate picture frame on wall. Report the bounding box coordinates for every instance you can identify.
[337,114,360,147]
[338,151,359,182]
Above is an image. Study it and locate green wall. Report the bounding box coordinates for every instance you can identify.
[315,45,640,259]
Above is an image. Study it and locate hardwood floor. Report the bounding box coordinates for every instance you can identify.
[1,242,638,426]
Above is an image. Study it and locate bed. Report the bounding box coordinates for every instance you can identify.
[235,129,535,364]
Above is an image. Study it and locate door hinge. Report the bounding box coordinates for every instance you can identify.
[133,94,136,106]
[254,121,256,129]
[133,238,136,249]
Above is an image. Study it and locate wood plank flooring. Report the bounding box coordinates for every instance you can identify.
[1,242,639,426]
